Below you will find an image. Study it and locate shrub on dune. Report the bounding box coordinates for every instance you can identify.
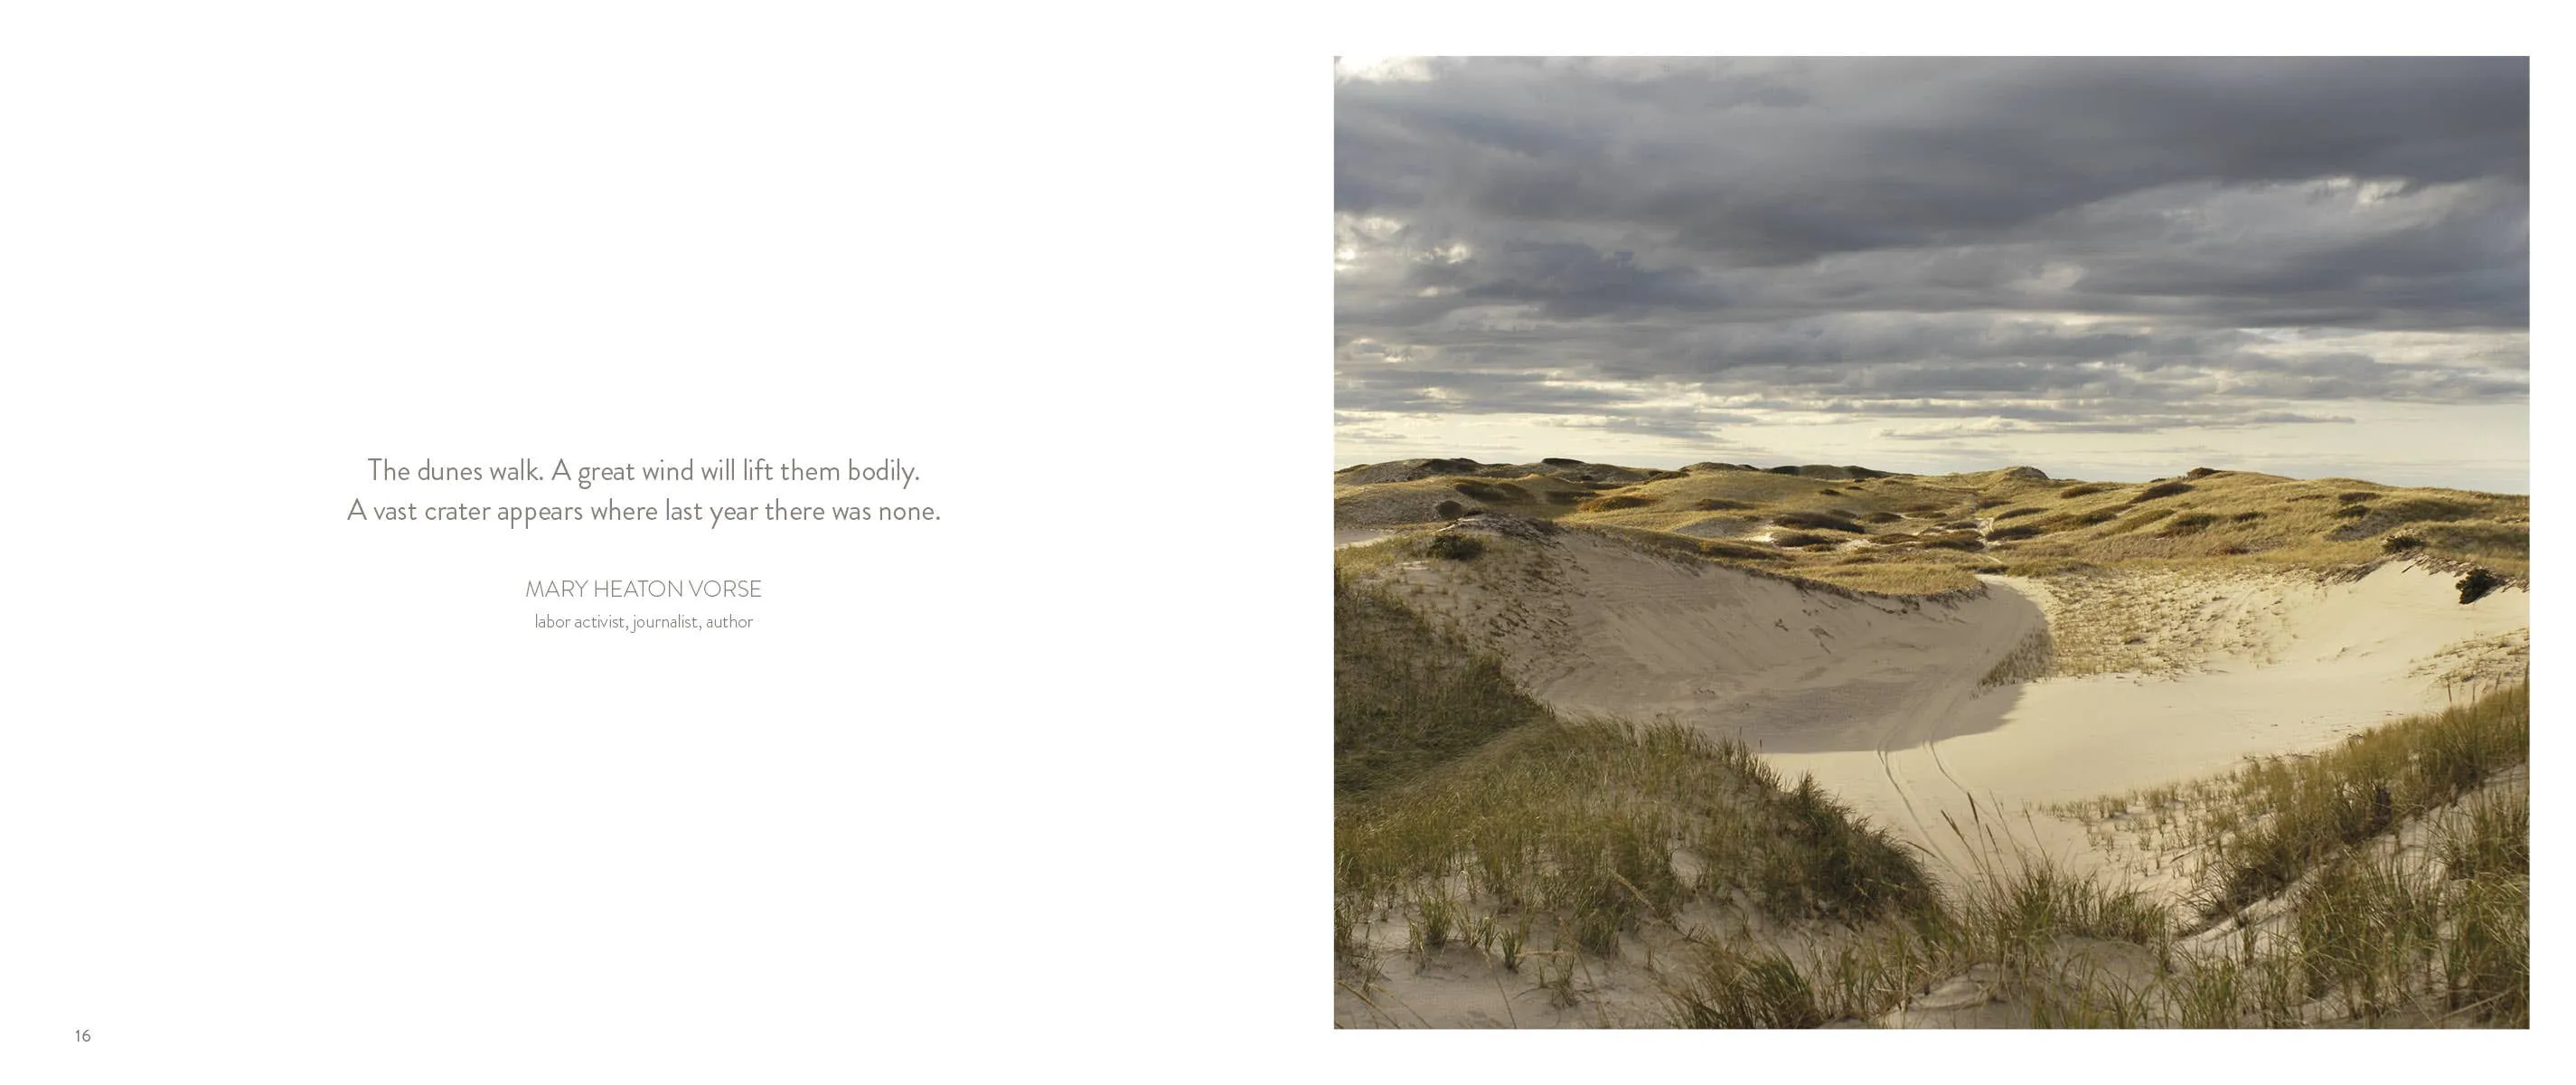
[1578,494,1659,513]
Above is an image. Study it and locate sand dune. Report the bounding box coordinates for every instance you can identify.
[1376,526,2527,884]
[1386,527,2037,750]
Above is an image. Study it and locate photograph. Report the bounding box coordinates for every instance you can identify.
[1332,57,2530,1028]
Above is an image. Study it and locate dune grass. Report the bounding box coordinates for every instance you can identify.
[1810,561,1983,596]
[2203,685,2525,916]
[1653,686,2531,1029]
[1660,811,2179,1027]
[1337,718,1936,969]
[1334,573,1936,1002]
[1332,570,1550,795]
[2131,786,2530,1027]
[2017,684,2532,1026]
[1336,458,2526,601]
[2058,683,2527,920]
[1338,637,2527,1028]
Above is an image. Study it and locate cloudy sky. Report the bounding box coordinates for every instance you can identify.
[1334,58,2529,492]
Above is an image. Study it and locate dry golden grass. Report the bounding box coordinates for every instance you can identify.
[1987,472,2525,577]
[1796,557,1984,596]
[1664,687,2530,1029]
[1331,460,2527,599]
[1333,472,1605,527]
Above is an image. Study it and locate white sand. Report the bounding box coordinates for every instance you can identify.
[1385,531,2042,751]
[1773,562,2525,879]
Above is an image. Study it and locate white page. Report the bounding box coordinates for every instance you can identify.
[2,12,1318,1078]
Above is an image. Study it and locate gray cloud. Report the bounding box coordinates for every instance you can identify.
[1336,58,2527,445]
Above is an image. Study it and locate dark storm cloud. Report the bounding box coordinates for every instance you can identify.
[1335,57,2527,434]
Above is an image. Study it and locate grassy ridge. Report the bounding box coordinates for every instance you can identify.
[1333,575,1934,991]
[1658,679,2529,1028]
[1333,571,1549,795]
[1703,682,2532,1028]
[1662,846,2177,1028]
[2211,685,2526,917]
[1337,720,1934,967]
[2062,684,2528,920]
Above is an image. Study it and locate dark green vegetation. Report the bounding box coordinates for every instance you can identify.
[1331,572,1546,795]
[1771,510,1866,533]
[1334,571,1935,986]
[1424,534,1482,561]
[1337,720,1936,952]
[1452,479,1528,504]
[2457,568,2501,604]
[1577,493,1658,512]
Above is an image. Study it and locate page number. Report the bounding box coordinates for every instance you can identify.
[76,1029,90,1042]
